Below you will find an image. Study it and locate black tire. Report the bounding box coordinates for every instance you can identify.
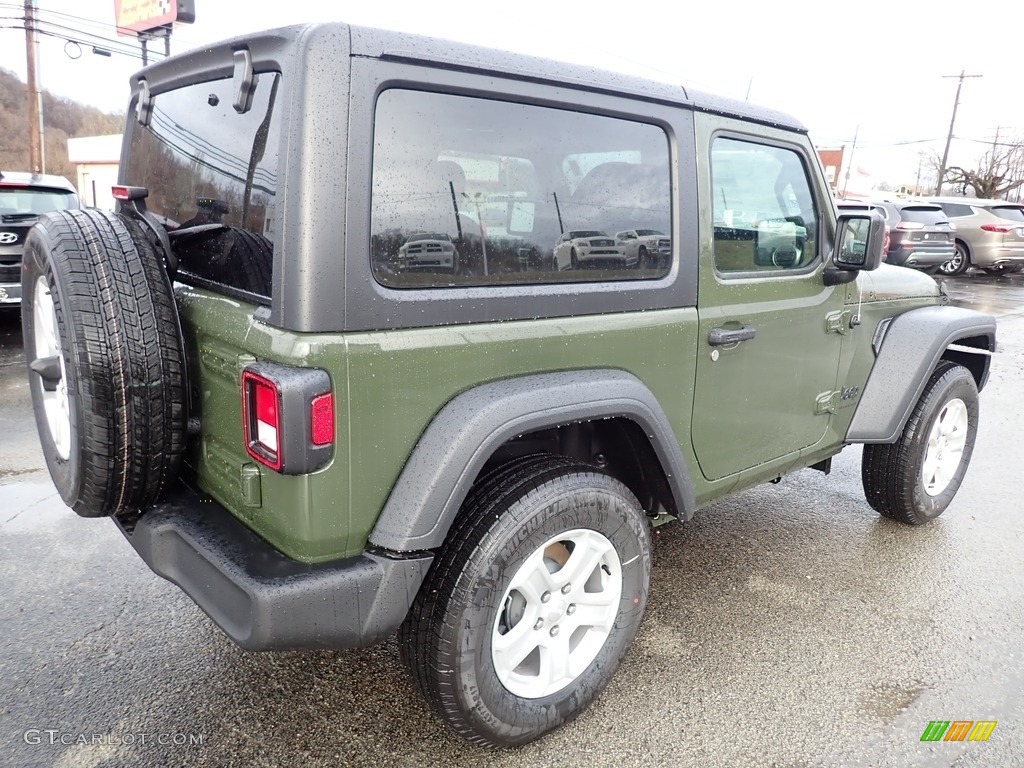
[20,209,187,518]
[229,228,273,296]
[570,248,579,269]
[983,267,1006,277]
[637,245,649,269]
[938,241,970,276]
[862,361,978,525]
[399,454,652,747]
[173,225,272,296]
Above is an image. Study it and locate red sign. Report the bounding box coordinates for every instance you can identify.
[114,0,193,36]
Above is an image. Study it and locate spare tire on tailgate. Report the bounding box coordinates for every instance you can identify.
[20,209,187,518]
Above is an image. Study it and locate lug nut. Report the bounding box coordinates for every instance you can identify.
[541,591,551,603]
[567,604,576,615]
[550,625,560,637]
[534,618,544,630]
[561,584,572,595]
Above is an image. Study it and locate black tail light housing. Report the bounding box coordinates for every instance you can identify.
[241,361,333,475]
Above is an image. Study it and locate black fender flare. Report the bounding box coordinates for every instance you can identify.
[846,306,996,444]
[368,370,696,552]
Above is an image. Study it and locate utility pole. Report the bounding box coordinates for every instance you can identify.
[24,0,42,173]
[935,69,982,195]
[841,125,858,199]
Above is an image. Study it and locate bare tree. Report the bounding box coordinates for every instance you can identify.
[942,136,1024,199]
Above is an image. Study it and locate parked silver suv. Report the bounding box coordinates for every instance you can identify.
[926,197,1024,276]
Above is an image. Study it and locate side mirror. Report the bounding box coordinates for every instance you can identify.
[824,210,885,285]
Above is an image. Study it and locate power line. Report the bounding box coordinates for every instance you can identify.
[0,15,162,60]
[0,2,180,40]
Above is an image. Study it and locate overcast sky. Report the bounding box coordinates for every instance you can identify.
[1,0,1022,187]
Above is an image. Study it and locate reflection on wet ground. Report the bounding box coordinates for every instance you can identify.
[942,269,1024,317]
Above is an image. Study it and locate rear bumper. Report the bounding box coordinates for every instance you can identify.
[119,483,432,650]
[965,241,1024,268]
[887,247,954,269]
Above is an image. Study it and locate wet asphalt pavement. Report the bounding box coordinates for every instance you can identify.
[1,272,1022,768]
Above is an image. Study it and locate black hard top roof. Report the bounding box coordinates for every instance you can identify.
[349,24,805,132]
[140,22,807,134]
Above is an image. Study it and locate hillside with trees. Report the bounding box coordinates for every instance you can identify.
[0,67,123,181]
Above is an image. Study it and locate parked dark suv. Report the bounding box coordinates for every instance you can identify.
[871,199,955,272]
[0,172,79,308]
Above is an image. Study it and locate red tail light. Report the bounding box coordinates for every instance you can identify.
[980,224,1013,233]
[243,370,283,470]
[310,393,334,446]
[241,362,334,474]
[111,185,149,201]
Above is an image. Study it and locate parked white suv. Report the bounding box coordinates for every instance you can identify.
[553,229,628,270]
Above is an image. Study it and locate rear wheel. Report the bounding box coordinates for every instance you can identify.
[21,210,186,518]
[937,241,970,276]
[399,454,652,746]
[862,362,978,525]
[637,245,649,269]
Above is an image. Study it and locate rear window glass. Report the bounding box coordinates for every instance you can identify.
[990,206,1024,223]
[125,73,282,301]
[370,89,672,288]
[898,207,946,225]
[0,188,77,215]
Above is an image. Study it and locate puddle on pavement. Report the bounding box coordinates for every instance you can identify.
[0,467,43,481]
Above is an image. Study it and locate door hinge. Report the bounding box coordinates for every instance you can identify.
[825,310,853,335]
[815,390,840,415]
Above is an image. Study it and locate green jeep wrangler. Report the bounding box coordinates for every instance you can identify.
[20,23,996,747]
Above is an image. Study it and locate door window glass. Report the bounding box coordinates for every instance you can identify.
[711,138,818,273]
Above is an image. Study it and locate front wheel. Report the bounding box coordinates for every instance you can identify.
[862,362,978,524]
[399,455,652,746]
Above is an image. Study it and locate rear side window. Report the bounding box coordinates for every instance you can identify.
[125,73,282,301]
[939,202,974,218]
[898,206,946,225]
[370,89,671,288]
[711,138,818,273]
[990,206,1024,223]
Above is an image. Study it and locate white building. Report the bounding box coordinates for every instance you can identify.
[67,134,122,210]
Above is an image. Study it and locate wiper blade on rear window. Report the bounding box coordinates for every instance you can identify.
[1,212,39,223]
[167,223,230,241]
